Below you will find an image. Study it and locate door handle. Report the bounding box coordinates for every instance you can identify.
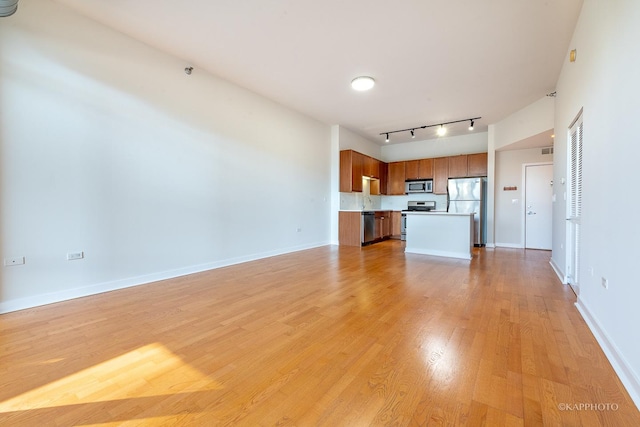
[527,211,536,215]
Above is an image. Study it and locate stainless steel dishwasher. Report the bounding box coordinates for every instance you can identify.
[361,211,375,245]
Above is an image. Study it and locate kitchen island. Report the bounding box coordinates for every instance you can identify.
[404,212,474,260]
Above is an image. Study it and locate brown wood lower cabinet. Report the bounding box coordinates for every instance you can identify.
[390,211,402,239]
[374,211,391,240]
[339,211,392,246]
[338,211,361,247]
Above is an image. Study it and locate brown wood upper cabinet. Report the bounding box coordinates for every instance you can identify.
[433,157,449,194]
[405,160,419,180]
[341,149,487,195]
[340,150,389,194]
[378,161,388,195]
[467,152,488,177]
[364,155,380,179]
[340,150,364,192]
[405,159,433,180]
[448,153,488,178]
[448,155,468,178]
[387,162,406,195]
[418,158,433,178]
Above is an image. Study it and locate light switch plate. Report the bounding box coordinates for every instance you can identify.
[4,257,25,266]
[67,252,84,261]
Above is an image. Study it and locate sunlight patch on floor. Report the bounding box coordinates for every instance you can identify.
[0,343,223,413]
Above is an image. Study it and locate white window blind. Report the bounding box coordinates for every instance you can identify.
[570,119,583,218]
[568,113,583,287]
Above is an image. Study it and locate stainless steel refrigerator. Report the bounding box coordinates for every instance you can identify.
[447,177,487,246]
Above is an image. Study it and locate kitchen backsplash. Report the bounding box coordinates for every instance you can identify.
[340,192,382,210]
[381,193,448,211]
[340,192,447,211]
[340,178,447,211]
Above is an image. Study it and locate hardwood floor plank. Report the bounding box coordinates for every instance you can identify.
[1,242,638,426]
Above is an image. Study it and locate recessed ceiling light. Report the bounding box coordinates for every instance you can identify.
[351,76,375,91]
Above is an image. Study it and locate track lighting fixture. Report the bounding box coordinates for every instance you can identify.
[379,116,481,142]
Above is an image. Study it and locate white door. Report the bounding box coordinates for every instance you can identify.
[525,164,553,249]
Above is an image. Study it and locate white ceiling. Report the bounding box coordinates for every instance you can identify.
[52,0,583,145]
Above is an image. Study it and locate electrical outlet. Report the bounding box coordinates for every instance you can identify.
[4,257,25,266]
[67,251,84,261]
[296,228,302,233]
[601,277,608,289]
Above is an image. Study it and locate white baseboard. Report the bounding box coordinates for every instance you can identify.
[485,243,496,249]
[549,258,567,284]
[575,299,640,410]
[404,247,472,260]
[494,242,524,249]
[0,241,330,314]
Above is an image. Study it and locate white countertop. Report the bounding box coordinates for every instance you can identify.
[404,211,473,217]
[340,209,399,212]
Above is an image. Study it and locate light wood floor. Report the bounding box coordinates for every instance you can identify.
[1,241,638,426]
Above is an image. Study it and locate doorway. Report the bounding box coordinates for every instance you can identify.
[524,163,553,250]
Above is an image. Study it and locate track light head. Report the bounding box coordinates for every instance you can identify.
[469,120,474,131]
[185,66,193,75]
[385,133,390,143]
[437,124,447,137]
[411,130,415,138]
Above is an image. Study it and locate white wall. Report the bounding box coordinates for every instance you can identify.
[553,0,640,407]
[337,126,382,159]
[493,97,555,150]
[494,148,553,247]
[0,0,332,312]
[487,97,555,247]
[381,132,488,162]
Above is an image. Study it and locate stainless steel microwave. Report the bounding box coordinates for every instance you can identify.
[405,179,433,193]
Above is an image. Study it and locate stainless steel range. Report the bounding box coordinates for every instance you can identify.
[401,201,436,241]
